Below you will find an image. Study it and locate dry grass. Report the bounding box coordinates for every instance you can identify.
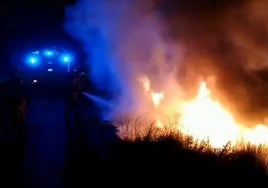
[65,117,268,187]
[113,116,268,176]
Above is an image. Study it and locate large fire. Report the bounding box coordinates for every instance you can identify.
[145,79,268,149]
[179,81,268,148]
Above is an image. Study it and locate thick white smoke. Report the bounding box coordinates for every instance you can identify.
[64,0,268,125]
[64,0,185,121]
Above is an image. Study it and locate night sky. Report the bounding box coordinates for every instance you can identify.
[0,0,77,67]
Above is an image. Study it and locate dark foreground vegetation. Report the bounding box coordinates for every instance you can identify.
[64,124,268,187]
[1,73,268,187]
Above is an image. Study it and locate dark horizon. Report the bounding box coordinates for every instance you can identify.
[0,0,78,69]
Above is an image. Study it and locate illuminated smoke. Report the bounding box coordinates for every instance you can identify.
[64,0,268,125]
[63,0,183,120]
[158,0,268,125]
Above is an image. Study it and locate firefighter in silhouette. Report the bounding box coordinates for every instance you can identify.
[6,69,28,126]
[65,71,90,126]
[71,72,84,101]
[4,68,28,164]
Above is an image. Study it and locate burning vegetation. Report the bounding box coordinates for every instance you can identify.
[116,77,268,168]
[64,0,268,178]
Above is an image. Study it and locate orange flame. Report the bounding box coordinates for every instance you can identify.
[151,92,164,107]
[180,81,268,148]
[179,82,241,148]
[148,80,268,148]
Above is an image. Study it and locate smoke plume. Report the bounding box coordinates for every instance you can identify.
[64,0,268,125]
